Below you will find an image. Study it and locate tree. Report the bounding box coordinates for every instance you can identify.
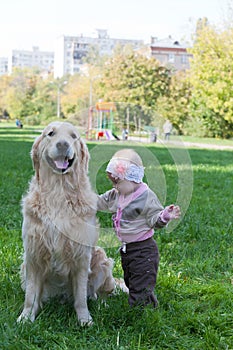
[3,68,57,124]
[188,21,233,137]
[156,71,192,134]
[0,75,11,117]
[61,66,102,126]
[97,52,171,127]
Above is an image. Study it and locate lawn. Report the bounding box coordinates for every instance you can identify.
[0,125,233,349]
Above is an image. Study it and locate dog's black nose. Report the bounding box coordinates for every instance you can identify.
[56,141,69,152]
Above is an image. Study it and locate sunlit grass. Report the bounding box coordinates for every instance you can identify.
[0,125,233,349]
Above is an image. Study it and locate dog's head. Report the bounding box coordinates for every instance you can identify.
[32,121,89,177]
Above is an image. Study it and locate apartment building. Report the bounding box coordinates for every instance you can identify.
[1,33,191,77]
[8,46,54,74]
[150,36,192,71]
[54,29,144,78]
[0,57,8,76]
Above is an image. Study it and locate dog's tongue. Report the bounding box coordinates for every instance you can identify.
[54,160,69,169]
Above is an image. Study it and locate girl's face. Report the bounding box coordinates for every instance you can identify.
[107,172,139,195]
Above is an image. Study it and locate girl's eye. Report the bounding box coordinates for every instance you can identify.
[47,130,55,137]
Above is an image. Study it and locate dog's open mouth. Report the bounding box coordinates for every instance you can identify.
[46,155,75,173]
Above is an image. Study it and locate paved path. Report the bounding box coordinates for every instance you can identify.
[166,140,233,150]
[128,136,233,150]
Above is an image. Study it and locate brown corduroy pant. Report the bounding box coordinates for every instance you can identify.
[120,237,160,308]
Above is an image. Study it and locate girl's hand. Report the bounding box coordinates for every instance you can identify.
[160,205,181,223]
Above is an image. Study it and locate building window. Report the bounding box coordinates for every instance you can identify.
[168,53,175,63]
[181,54,188,64]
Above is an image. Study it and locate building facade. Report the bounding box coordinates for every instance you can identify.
[54,29,144,78]
[0,33,192,77]
[8,46,54,74]
[150,36,192,71]
[0,57,8,76]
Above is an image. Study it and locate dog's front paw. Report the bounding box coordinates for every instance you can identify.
[17,310,35,323]
[88,292,98,301]
[76,306,93,326]
[79,318,93,327]
[78,313,93,327]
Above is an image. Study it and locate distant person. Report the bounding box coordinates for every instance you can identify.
[150,131,157,143]
[122,128,128,140]
[16,119,23,129]
[163,120,172,141]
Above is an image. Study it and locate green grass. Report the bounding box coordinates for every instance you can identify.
[175,135,233,146]
[0,125,233,349]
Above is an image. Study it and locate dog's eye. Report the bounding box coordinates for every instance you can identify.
[47,130,55,137]
[71,133,77,139]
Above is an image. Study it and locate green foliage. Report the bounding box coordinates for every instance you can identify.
[97,52,171,118]
[189,22,233,138]
[0,126,233,349]
[61,73,90,121]
[156,71,192,133]
[2,22,233,138]
[1,68,57,124]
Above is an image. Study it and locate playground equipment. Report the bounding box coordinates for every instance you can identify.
[87,101,119,140]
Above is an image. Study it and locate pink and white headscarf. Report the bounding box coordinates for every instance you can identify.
[106,157,144,183]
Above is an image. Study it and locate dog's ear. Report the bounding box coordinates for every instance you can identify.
[79,138,90,173]
[31,134,43,180]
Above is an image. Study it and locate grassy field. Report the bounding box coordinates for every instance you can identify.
[0,125,233,349]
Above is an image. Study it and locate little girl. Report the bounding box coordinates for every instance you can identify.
[97,148,180,308]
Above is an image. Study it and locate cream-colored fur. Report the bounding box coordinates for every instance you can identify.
[17,121,113,326]
[20,246,116,301]
[88,246,116,299]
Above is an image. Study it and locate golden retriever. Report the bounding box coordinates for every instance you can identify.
[17,121,115,325]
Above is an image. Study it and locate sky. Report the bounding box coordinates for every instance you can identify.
[0,0,231,56]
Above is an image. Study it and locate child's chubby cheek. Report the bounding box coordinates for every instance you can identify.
[116,179,136,195]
